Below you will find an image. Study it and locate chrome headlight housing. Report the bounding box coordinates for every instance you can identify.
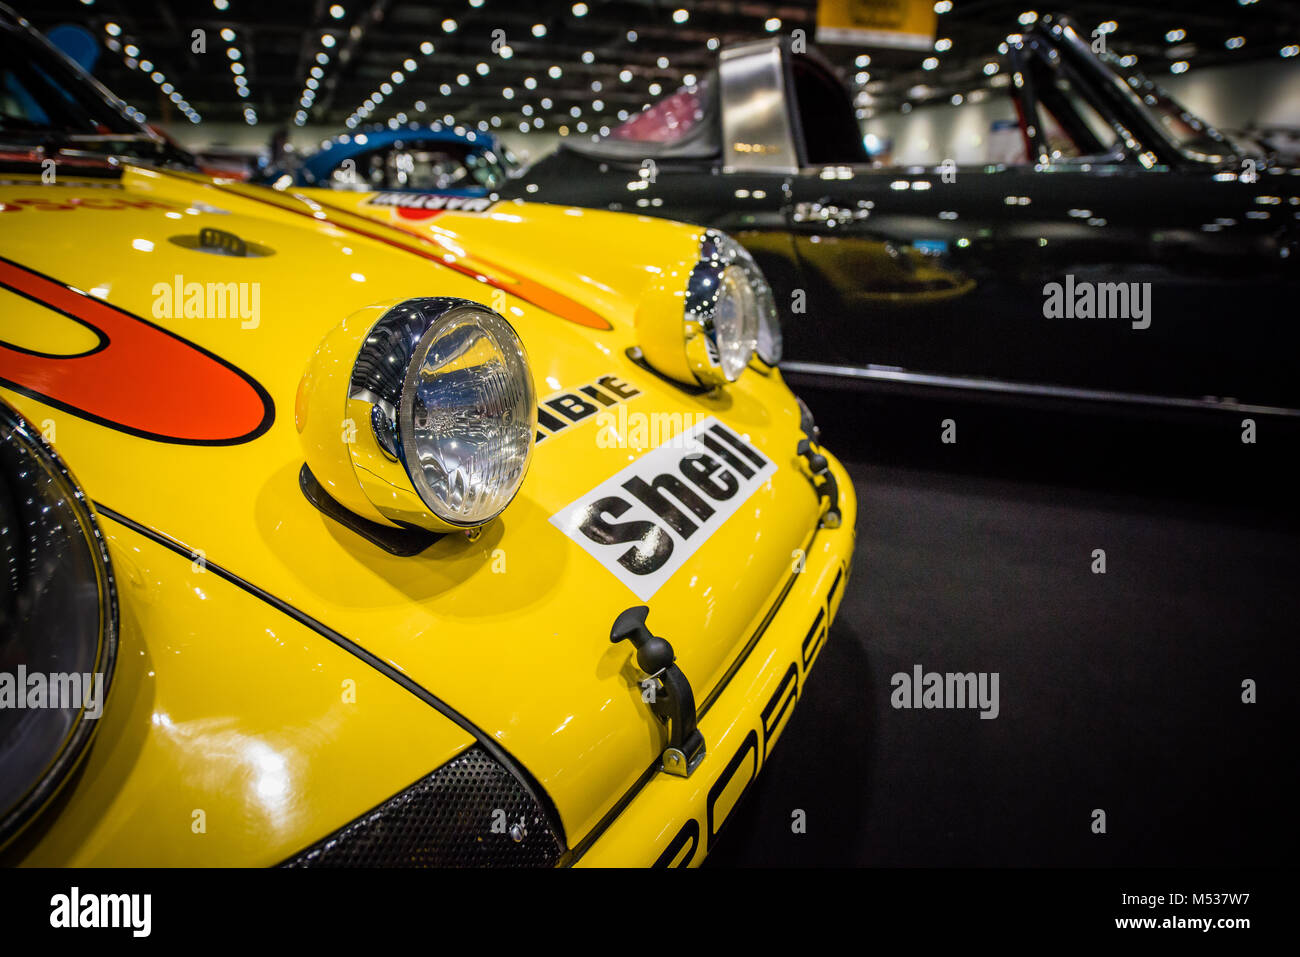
[704,231,782,368]
[637,229,781,389]
[0,400,117,847]
[297,298,537,532]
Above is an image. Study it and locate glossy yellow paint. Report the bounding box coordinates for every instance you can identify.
[0,170,857,864]
[8,520,472,866]
[576,452,855,866]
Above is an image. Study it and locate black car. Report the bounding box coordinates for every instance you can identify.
[510,15,1300,420]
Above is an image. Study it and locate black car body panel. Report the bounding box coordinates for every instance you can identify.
[509,16,1300,417]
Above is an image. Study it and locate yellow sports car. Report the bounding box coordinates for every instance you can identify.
[0,10,854,867]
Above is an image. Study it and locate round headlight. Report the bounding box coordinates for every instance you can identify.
[709,232,782,367]
[749,265,782,367]
[0,400,117,847]
[713,264,759,380]
[298,297,537,532]
[638,229,781,389]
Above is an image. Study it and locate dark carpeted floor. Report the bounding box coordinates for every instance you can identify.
[706,389,1297,866]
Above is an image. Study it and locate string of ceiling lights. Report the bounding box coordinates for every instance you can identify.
[338,6,715,143]
[80,0,1298,129]
[219,27,256,126]
[101,21,200,124]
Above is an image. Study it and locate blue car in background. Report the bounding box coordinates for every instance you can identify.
[260,123,520,194]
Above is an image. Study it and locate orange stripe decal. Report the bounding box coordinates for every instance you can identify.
[0,258,273,444]
[220,183,614,331]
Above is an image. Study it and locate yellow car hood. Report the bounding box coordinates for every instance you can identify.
[0,168,824,848]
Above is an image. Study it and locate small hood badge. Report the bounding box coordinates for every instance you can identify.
[169,227,273,257]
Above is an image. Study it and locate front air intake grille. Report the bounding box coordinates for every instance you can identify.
[282,745,564,867]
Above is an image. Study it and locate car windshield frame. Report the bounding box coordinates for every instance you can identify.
[0,12,197,169]
[1046,18,1243,167]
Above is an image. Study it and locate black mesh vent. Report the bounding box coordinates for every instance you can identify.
[283,745,564,868]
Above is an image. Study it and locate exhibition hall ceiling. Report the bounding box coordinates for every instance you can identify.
[21,1,1300,131]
